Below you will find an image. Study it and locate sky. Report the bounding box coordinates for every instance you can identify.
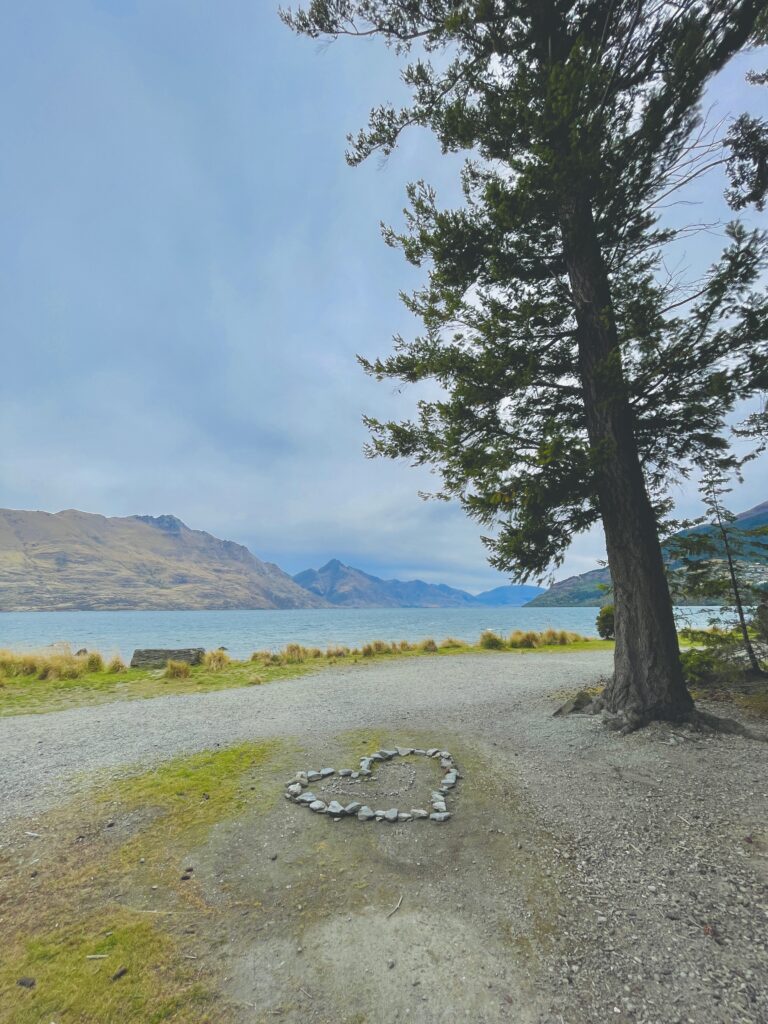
[0,2,765,594]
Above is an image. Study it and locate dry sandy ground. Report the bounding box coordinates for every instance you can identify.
[1,652,767,1024]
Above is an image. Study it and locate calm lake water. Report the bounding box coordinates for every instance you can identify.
[0,606,719,660]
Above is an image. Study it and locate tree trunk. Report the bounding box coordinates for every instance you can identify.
[559,195,694,724]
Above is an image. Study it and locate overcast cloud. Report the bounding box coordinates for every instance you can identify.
[0,2,765,594]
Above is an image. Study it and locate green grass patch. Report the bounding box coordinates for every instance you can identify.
[0,633,614,717]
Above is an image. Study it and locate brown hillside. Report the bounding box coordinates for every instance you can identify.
[0,509,328,611]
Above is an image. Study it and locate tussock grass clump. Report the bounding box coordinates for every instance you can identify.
[165,660,191,679]
[283,643,308,664]
[398,640,415,652]
[85,651,105,672]
[372,640,394,654]
[418,637,438,653]
[361,643,374,657]
[0,651,41,677]
[439,637,464,649]
[106,655,127,673]
[325,645,350,658]
[479,629,506,650]
[36,655,86,680]
[203,649,231,672]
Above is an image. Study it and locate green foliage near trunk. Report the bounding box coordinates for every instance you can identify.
[596,605,615,640]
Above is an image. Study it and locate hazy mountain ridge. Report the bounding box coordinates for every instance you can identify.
[527,500,768,607]
[0,509,327,612]
[292,559,544,608]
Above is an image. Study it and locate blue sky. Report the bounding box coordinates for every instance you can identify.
[0,2,765,593]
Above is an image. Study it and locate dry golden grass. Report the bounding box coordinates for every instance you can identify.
[164,659,191,679]
[202,648,231,672]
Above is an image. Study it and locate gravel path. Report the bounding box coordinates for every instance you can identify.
[3,650,767,1024]
[0,650,610,824]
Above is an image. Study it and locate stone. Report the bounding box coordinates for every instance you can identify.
[411,809,429,819]
[359,758,372,770]
[440,758,453,770]
[358,769,371,777]
[344,802,362,816]
[351,771,360,779]
[327,801,345,816]
[297,792,317,804]
[16,978,35,989]
[426,748,440,757]
[319,767,335,778]
[384,809,399,822]
[398,813,413,821]
[397,747,413,756]
[431,791,446,802]
[430,812,451,823]
[413,749,427,755]
[287,783,303,798]
[439,751,452,759]
[443,772,457,787]
[432,801,447,814]
[306,771,322,782]
[357,806,375,821]
[130,648,204,669]
[382,749,399,759]
[553,690,592,717]
[338,769,353,777]
[309,800,327,813]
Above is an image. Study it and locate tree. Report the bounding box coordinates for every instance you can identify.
[282,0,768,727]
[669,464,768,675]
[726,69,768,211]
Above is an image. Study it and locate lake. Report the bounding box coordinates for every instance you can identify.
[0,606,721,660]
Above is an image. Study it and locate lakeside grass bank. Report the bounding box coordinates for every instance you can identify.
[0,630,613,717]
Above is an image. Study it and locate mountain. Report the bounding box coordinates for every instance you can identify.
[0,509,328,612]
[526,500,768,607]
[474,584,547,606]
[293,559,479,608]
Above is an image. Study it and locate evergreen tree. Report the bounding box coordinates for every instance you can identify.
[283,0,768,726]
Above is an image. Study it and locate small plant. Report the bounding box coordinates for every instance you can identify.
[85,651,105,672]
[418,637,438,653]
[283,643,307,664]
[325,645,349,659]
[165,660,191,679]
[361,643,374,657]
[106,655,127,673]
[398,640,415,652]
[372,640,393,654]
[439,637,464,649]
[479,629,505,650]
[203,649,231,672]
[596,605,615,640]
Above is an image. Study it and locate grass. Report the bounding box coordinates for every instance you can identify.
[0,739,285,1024]
[0,631,613,717]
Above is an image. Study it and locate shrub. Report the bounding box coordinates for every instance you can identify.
[361,643,374,657]
[203,649,231,672]
[283,643,307,664]
[372,640,393,654]
[106,655,127,673]
[479,629,505,650]
[439,637,464,649]
[507,630,526,648]
[419,638,438,653]
[165,660,191,679]
[519,631,541,648]
[398,640,415,652]
[85,652,105,672]
[541,628,560,645]
[680,647,740,688]
[596,605,615,640]
[325,645,349,659]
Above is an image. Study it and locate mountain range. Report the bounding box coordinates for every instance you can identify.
[0,509,544,612]
[528,500,768,607]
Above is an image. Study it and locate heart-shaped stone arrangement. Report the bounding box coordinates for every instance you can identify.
[284,747,459,824]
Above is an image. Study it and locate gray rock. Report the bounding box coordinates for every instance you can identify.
[384,808,399,822]
[430,812,451,823]
[442,772,457,787]
[411,809,429,819]
[338,769,353,777]
[397,747,414,756]
[130,648,204,669]
[375,750,395,760]
[344,802,362,816]
[359,758,372,770]
[431,791,446,802]
[426,748,440,757]
[351,771,360,779]
[327,800,345,816]
[440,758,453,770]
[431,801,447,814]
[309,800,327,813]
[398,812,413,821]
[358,769,371,777]
[413,749,427,755]
[357,806,375,821]
[286,783,303,798]
[319,767,335,778]
[382,749,399,759]
[297,792,317,804]
[306,770,322,782]
[439,751,452,759]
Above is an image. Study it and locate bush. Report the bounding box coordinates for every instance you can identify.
[439,637,464,649]
[479,629,505,650]
[165,660,191,679]
[283,643,308,664]
[106,655,127,673]
[680,647,740,688]
[398,640,415,652]
[203,649,231,672]
[372,640,393,654]
[418,638,438,653]
[596,605,615,640]
[85,651,105,673]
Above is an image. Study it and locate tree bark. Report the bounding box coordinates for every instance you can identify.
[559,195,694,723]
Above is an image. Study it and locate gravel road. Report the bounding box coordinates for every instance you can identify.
[3,650,767,1024]
[0,650,610,824]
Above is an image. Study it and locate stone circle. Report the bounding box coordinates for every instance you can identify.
[284,747,460,823]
